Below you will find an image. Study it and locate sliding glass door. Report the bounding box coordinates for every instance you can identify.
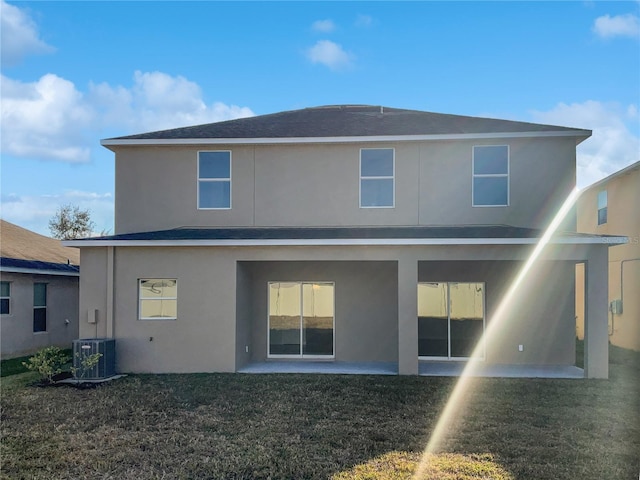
[418,282,485,359]
[268,282,334,358]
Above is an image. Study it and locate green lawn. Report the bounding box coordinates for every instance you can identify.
[0,355,32,378]
[1,349,73,378]
[1,347,638,480]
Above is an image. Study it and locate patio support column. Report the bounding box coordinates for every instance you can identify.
[398,257,418,375]
[584,246,609,379]
[106,246,114,339]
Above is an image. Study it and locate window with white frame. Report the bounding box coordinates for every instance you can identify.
[360,148,394,208]
[472,145,509,207]
[33,283,47,332]
[1,281,10,315]
[597,190,607,225]
[198,151,231,209]
[139,279,177,320]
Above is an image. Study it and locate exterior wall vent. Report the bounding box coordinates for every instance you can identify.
[72,338,116,379]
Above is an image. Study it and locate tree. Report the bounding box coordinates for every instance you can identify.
[49,204,95,239]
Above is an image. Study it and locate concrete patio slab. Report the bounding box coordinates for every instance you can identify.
[238,361,398,375]
[239,361,584,378]
[56,374,128,384]
[419,361,584,379]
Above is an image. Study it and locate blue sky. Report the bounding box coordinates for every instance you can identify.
[1,1,639,235]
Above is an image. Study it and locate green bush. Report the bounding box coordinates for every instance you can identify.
[71,351,102,380]
[22,347,71,383]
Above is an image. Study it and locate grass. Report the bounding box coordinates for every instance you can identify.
[1,347,638,480]
[0,355,31,378]
[0,349,73,378]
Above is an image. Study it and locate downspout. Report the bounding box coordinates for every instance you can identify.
[609,308,614,337]
[609,258,640,336]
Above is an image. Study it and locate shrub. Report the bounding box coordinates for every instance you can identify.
[71,351,102,380]
[22,347,71,384]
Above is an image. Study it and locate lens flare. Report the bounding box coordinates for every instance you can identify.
[412,187,582,479]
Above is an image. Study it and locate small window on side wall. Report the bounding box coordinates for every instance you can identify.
[139,279,177,320]
[360,148,394,208]
[198,151,231,209]
[1,281,10,315]
[473,145,509,207]
[33,283,47,332]
[597,190,607,225]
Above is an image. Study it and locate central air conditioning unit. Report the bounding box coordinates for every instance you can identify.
[72,338,116,380]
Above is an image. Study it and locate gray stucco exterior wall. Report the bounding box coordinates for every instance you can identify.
[78,243,594,375]
[1,272,78,359]
[113,138,576,235]
[240,261,398,365]
[417,260,576,366]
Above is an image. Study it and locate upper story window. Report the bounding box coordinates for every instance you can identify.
[198,151,231,209]
[1,281,10,315]
[597,190,607,225]
[472,145,509,207]
[360,148,394,208]
[139,279,177,320]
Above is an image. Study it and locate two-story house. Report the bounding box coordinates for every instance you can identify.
[575,161,639,351]
[66,105,625,378]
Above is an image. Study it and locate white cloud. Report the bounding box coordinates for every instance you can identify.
[1,70,255,163]
[530,101,640,187]
[90,70,254,133]
[312,19,336,33]
[133,71,254,130]
[0,0,54,67]
[0,190,114,237]
[1,73,93,162]
[306,40,354,71]
[593,13,640,38]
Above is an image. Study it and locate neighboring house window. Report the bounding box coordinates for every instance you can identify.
[198,151,231,209]
[33,283,47,333]
[268,282,335,357]
[360,148,394,208]
[139,279,177,320]
[0,281,10,315]
[473,145,509,206]
[418,282,485,359]
[597,190,607,225]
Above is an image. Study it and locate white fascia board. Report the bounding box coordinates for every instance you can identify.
[101,130,590,147]
[0,266,79,277]
[63,236,628,248]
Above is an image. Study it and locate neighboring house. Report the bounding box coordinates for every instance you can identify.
[0,220,79,359]
[65,105,625,378]
[575,161,639,351]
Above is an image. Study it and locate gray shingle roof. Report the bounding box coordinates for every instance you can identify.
[107,105,591,141]
[68,225,615,243]
[0,257,79,274]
